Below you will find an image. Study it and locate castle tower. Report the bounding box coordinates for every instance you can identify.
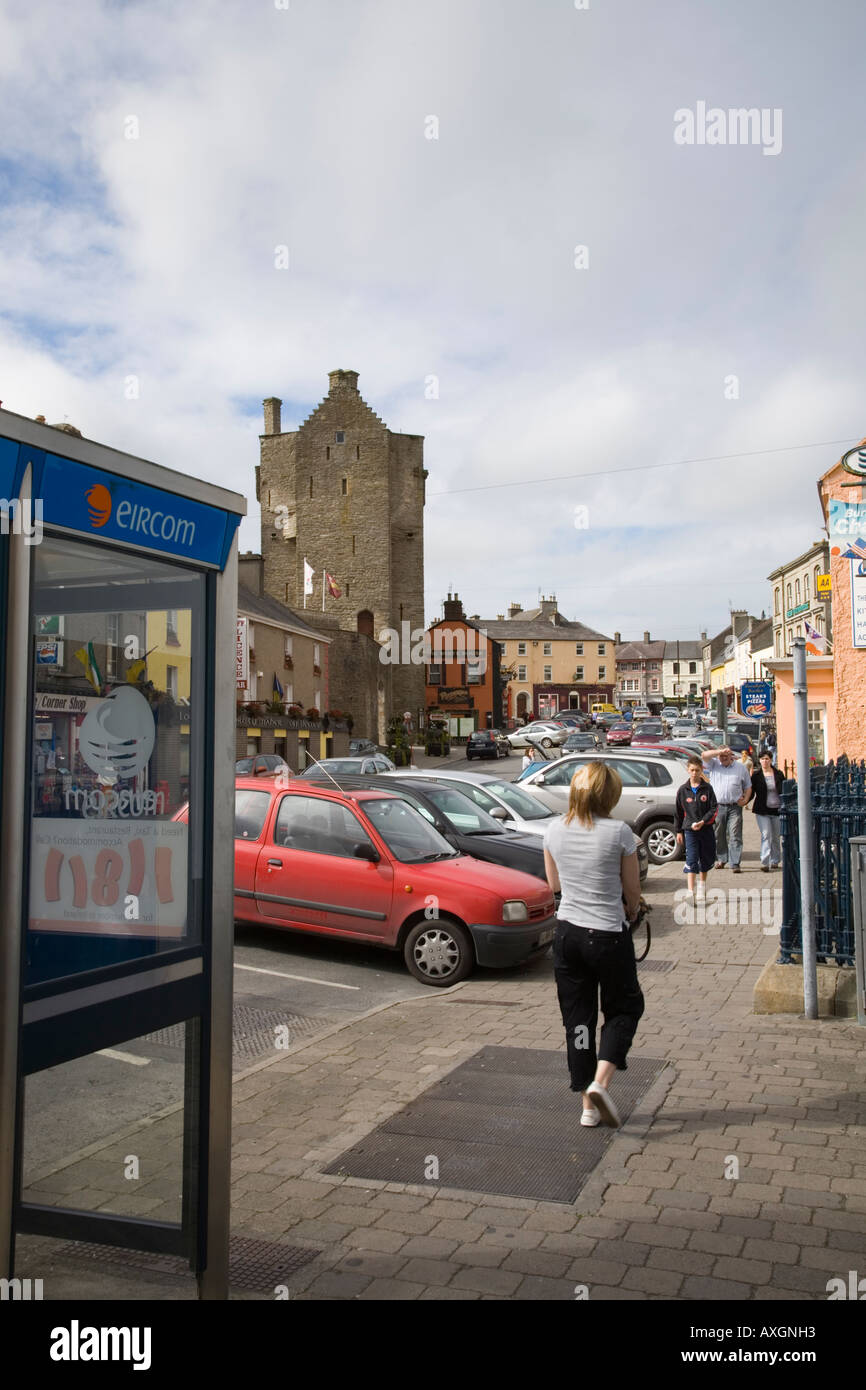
[257,369,427,721]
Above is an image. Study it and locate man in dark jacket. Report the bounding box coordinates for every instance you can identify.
[750,750,784,870]
[675,754,719,897]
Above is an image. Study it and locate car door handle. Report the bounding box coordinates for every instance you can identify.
[636,795,653,802]
[267,858,282,867]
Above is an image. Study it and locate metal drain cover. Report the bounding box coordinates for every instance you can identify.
[55,1233,320,1292]
[142,1004,338,1067]
[324,1046,667,1203]
[637,959,676,973]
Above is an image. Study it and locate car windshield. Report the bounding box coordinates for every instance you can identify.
[360,797,458,862]
[481,780,553,819]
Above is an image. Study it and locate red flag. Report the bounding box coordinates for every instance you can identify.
[326,572,342,598]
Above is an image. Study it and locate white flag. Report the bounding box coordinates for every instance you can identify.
[303,558,314,596]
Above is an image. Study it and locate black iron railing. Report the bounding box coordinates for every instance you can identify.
[779,756,864,966]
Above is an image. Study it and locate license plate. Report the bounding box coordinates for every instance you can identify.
[538,928,555,945]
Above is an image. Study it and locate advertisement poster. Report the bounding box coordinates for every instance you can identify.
[852,561,866,649]
[237,615,248,689]
[740,681,772,717]
[29,819,188,938]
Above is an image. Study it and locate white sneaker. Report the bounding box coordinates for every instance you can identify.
[580,1109,601,1127]
[585,1082,621,1128]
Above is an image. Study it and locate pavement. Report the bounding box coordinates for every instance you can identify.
[14,810,866,1302]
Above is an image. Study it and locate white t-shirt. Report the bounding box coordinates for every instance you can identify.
[543,814,638,932]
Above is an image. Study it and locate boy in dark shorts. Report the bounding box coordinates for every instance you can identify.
[675,754,718,897]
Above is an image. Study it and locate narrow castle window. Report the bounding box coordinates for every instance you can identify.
[326,447,330,460]
[356,445,360,459]
[335,431,345,443]
[309,476,313,497]
[352,534,356,555]
[341,477,348,495]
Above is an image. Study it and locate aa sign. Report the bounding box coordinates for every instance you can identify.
[29,819,188,938]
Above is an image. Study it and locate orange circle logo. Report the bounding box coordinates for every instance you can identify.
[85,483,112,528]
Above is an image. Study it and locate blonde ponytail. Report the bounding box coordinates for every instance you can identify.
[563,761,623,829]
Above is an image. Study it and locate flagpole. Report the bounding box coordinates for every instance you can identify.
[322,571,325,612]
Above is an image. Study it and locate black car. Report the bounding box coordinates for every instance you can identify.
[299,770,548,882]
[466,729,509,760]
[562,731,600,753]
[300,770,648,884]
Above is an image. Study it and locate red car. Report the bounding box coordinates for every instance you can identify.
[605,722,632,746]
[178,778,556,986]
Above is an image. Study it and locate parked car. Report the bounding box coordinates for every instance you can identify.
[605,722,632,746]
[383,769,556,836]
[670,720,699,741]
[597,712,623,730]
[235,754,290,777]
[703,729,759,762]
[214,778,557,985]
[300,770,552,885]
[630,730,665,746]
[637,719,665,737]
[660,707,680,723]
[518,751,688,864]
[349,738,379,757]
[631,706,652,723]
[297,754,398,777]
[507,721,568,750]
[562,731,601,753]
[551,714,591,731]
[466,728,509,760]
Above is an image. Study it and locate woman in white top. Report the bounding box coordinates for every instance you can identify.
[543,762,644,1129]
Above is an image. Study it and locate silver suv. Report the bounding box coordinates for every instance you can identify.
[517,751,688,864]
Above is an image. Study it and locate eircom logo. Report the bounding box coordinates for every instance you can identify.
[86,483,112,528]
[85,483,196,547]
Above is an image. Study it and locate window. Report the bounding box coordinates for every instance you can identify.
[608,759,653,787]
[597,644,605,656]
[689,683,697,694]
[517,642,527,656]
[804,574,810,602]
[775,587,781,614]
[467,659,483,685]
[352,534,356,555]
[651,678,659,690]
[689,661,697,674]
[284,682,293,704]
[166,664,178,699]
[313,644,320,664]
[543,665,552,681]
[309,475,314,496]
[105,612,119,678]
[786,583,792,609]
[814,564,820,596]
[518,665,527,680]
[575,666,584,681]
[275,793,375,858]
[807,706,825,764]
[598,666,606,680]
[284,635,293,657]
[542,642,551,656]
[356,445,360,459]
[335,431,345,443]
[166,609,179,645]
[672,662,679,674]
[234,788,272,841]
[787,627,794,650]
[795,579,801,604]
[428,664,442,685]
[575,643,583,656]
[341,477,348,495]
[775,630,782,657]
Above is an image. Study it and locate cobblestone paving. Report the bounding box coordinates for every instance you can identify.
[16,817,866,1301]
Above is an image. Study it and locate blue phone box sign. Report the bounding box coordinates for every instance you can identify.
[1,435,239,570]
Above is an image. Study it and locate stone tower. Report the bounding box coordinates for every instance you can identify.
[257,369,427,723]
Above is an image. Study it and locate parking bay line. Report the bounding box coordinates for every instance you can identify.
[233,963,360,991]
[97,1048,151,1066]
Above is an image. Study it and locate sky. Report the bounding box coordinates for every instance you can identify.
[1,0,865,640]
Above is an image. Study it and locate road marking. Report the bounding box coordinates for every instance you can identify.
[233,963,360,991]
[97,1048,151,1066]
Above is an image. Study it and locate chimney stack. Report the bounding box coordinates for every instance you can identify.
[263,397,282,435]
[614,632,621,645]
[443,592,465,621]
[643,631,650,644]
[328,368,360,396]
[508,603,522,619]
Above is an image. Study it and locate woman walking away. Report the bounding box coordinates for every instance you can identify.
[543,762,644,1130]
[675,755,718,899]
[751,750,784,870]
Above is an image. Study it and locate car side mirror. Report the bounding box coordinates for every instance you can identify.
[353,843,379,862]
[489,806,509,820]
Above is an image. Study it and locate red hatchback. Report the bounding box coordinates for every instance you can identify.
[182,778,557,987]
[605,723,632,746]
